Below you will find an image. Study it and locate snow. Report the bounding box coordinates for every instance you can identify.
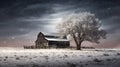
[45,37,69,41]
[0,47,120,67]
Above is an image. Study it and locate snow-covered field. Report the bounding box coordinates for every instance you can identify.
[0,47,120,67]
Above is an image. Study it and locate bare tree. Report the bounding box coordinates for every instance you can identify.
[57,12,106,50]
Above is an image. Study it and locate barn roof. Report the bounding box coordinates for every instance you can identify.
[38,32,69,41]
[45,37,69,41]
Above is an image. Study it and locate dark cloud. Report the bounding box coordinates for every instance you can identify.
[0,20,34,37]
[0,1,54,38]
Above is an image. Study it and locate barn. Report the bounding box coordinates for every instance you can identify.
[35,32,70,48]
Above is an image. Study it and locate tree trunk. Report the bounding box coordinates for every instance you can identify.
[72,33,83,50]
[76,42,82,50]
[76,45,80,50]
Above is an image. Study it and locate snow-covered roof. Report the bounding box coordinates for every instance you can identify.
[44,35,59,38]
[37,32,69,41]
[45,37,69,41]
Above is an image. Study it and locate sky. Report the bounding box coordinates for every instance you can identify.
[0,0,120,48]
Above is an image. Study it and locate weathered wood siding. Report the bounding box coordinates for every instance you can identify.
[35,32,48,48]
[48,41,70,48]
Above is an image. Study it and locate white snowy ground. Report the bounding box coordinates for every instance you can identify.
[0,47,120,67]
